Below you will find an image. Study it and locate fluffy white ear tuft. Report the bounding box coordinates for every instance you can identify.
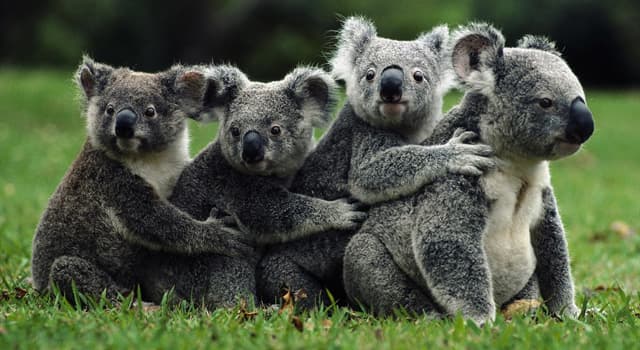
[285,66,338,128]
[517,35,561,56]
[179,65,249,123]
[448,23,505,94]
[329,16,377,87]
[75,55,114,99]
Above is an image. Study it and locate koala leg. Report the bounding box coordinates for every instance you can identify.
[203,257,256,308]
[139,254,256,309]
[49,255,129,302]
[501,273,541,310]
[258,232,352,310]
[344,233,440,316]
[257,251,329,310]
[412,177,496,325]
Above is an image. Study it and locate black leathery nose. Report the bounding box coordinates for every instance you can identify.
[115,109,137,139]
[380,66,403,103]
[242,130,265,163]
[566,97,594,144]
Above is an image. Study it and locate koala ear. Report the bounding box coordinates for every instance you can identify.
[75,55,114,99]
[330,16,377,83]
[174,65,248,122]
[448,23,505,94]
[517,35,562,56]
[416,25,449,56]
[285,67,338,128]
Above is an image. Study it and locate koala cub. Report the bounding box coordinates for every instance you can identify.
[344,24,594,324]
[257,17,494,309]
[139,65,366,308]
[31,57,250,302]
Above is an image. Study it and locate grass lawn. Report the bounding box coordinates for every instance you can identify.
[1,69,639,349]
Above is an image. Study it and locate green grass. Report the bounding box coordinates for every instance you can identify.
[1,69,639,349]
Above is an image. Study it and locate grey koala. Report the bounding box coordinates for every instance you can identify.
[138,65,366,308]
[31,57,251,302]
[257,17,494,309]
[343,23,594,324]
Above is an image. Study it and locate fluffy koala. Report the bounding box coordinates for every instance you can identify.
[138,65,366,308]
[257,17,494,309]
[343,24,594,324]
[30,57,251,302]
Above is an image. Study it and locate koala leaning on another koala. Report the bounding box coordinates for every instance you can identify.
[31,57,252,303]
[138,65,366,308]
[257,17,495,309]
[343,23,594,324]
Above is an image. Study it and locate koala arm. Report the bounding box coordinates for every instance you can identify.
[423,98,484,146]
[221,179,366,245]
[531,187,579,317]
[104,172,252,257]
[348,130,493,205]
[169,170,217,221]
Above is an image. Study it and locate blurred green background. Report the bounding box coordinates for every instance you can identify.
[1,0,639,86]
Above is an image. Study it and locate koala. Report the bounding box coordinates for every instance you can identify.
[343,23,594,324]
[257,17,494,309]
[138,65,366,308]
[30,57,251,303]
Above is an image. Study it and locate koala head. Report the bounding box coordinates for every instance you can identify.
[449,24,594,161]
[331,16,450,140]
[207,66,336,177]
[77,56,218,157]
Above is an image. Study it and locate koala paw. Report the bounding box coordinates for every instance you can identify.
[205,217,255,257]
[463,302,496,327]
[327,198,369,231]
[446,131,496,177]
[209,205,231,220]
[559,303,581,319]
[447,128,480,145]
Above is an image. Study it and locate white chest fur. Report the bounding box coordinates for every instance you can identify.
[481,161,550,306]
[123,130,191,199]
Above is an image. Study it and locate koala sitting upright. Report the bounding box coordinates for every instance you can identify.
[257,17,494,309]
[343,23,594,324]
[31,57,251,302]
[139,65,366,308]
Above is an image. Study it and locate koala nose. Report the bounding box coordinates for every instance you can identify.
[115,109,138,139]
[380,66,403,103]
[565,97,594,144]
[242,130,265,163]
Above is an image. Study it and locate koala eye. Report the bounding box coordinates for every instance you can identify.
[365,69,376,82]
[538,98,553,109]
[230,126,240,137]
[144,106,156,117]
[270,125,281,135]
[413,70,424,83]
[105,105,115,116]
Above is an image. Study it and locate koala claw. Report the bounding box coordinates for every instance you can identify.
[448,128,479,145]
[560,303,581,319]
[204,217,255,256]
[221,215,239,228]
[448,143,496,177]
[219,228,256,257]
[209,205,231,220]
[330,198,369,230]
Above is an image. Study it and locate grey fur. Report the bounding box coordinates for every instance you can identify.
[344,23,592,324]
[139,66,366,308]
[257,17,495,309]
[31,57,251,303]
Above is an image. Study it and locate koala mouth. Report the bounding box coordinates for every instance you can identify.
[552,138,582,157]
[241,159,271,174]
[112,136,141,154]
[378,101,408,118]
